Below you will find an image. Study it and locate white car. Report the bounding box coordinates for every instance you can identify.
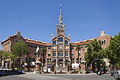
[113,71,120,80]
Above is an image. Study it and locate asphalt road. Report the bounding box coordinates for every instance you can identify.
[0,73,116,80]
[0,76,33,80]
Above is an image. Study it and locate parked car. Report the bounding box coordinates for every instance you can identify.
[0,70,7,76]
[111,71,120,80]
[16,69,22,73]
[117,71,120,80]
[12,68,23,74]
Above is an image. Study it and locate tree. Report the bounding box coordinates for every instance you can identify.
[0,50,4,58]
[40,47,46,65]
[107,32,120,68]
[85,39,106,72]
[40,47,46,72]
[0,50,4,66]
[0,50,17,68]
[11,41,28,69]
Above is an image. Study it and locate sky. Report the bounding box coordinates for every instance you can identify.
[0,0,120,49]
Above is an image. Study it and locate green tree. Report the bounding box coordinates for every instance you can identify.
[0,50,4,57]
[0,50,4,66]
[40,47,46,65]
[107,32,120,68]
[0,50,17,68]
[11,41,28,69]
[40,47,46,72]
[85,39,105,72]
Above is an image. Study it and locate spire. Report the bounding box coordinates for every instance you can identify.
[59,4,62,25]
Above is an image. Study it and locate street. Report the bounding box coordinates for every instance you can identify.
[0,73,116,80]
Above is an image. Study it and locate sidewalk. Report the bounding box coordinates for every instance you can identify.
[24,71,98,75]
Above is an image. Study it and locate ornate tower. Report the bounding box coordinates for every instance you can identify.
[57,4,65,36]
[51,4,70,71]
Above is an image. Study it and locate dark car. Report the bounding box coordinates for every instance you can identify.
[0,70,7,76]
[12,68,23,74]
[16,69,22,73]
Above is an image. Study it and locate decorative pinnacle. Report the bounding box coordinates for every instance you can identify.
[60,4,62,15]
[59,4,62,25]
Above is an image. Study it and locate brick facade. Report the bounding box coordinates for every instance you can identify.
[1,7,112,73]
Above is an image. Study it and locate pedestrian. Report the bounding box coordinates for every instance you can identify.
[40,69,41,74]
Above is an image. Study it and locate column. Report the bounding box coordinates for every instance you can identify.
[56,58,58,68]
[63,57,65,67]
[2,60,4,68]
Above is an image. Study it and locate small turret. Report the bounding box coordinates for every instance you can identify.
[101,31,105,36]
[16,31,20,35]
[59,4,62,25]
[68,34,70,39]
[51,34,53,39]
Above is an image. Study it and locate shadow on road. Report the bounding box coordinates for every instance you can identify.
[0,70,25,77]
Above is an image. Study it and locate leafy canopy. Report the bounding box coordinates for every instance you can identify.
[11,41,28,56]
[107,32,120,67]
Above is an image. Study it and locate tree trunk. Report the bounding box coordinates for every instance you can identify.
[19,57,21,69]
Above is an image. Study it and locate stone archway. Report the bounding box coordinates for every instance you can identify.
[58,59,63,68]
[51,59,56,72]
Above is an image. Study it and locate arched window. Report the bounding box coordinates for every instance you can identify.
[58,52,63,56]
[65,51,68,56]
[104,40,106,44]
[65,40,68,45]
[58,37,63,42]
[48,52,51,56]
[53,51,56,56]
[53,41,56,45]
[101,41,104,44]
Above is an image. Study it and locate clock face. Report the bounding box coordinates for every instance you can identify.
[59,44,63,49]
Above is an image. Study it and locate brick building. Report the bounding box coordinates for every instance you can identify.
[1,6,112,73]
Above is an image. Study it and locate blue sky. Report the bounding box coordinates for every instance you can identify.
[0,0,120,49]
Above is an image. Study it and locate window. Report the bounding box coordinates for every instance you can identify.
[104,40,106,44]
[53,52,56,56]
[48,47,51,49]
[71,53,74,56]
[101,41,104,44]
[65,40,68,45]
[48,52,51,56]
[58,37,63,42]
[16,39,19,42]
[53,41,56,45]
[65,51,68,56]
[58,52,63,56]
[101,40,106,44]
[47,59,51,64]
